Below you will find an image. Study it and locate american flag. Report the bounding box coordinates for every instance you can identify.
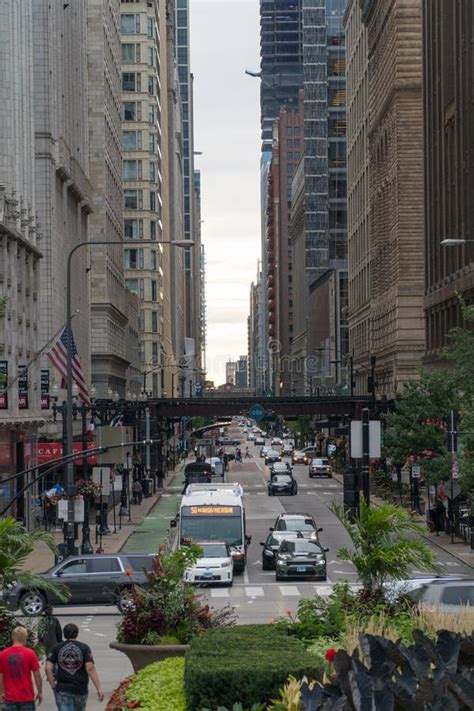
[47,326,90,405]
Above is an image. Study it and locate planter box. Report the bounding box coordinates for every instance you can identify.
[109,641,190,672]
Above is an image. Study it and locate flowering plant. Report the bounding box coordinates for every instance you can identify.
[75,479,102,498]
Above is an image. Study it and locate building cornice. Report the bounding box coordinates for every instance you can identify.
[0,223,42,259]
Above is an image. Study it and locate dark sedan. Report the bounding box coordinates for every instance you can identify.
[275,539,327,580]
[260,531,299,570]
[269,462,292,476]
[1,554,154,616]
[268,474,298,496]
[265,449,281,465]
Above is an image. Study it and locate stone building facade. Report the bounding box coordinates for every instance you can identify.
[361,0,425,397]
[423,0,474,359]
[345,0,370,394]
[88,0,131,398]
[34,0,93,395]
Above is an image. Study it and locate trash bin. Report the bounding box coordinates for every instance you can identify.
[142,478,150,498]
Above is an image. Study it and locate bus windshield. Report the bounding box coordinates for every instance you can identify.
[180,505,243,546]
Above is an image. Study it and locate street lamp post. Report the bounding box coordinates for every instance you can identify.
[65,239,191,556]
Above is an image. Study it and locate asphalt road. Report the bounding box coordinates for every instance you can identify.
[40,424,472,707]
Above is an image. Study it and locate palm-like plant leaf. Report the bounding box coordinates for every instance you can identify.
[330,500,439,592]
[0,517,70,602]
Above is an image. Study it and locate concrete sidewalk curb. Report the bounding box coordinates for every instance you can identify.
[332,473,474,570]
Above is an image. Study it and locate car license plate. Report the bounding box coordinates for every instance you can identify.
[203,570,213,578]
[296,566,306,572]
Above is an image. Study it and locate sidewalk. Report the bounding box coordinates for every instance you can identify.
[22,461,187,573]
[334,472,474,570]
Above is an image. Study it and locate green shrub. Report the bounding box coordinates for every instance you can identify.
[274,581,350,642]
[127,657,186,710]
[184,625,318,710]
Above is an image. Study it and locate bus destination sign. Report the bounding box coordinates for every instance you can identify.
[184,506,239,516]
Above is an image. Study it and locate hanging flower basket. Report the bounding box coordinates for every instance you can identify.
[75,479,102,498]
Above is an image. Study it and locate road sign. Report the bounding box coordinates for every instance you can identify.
[350,420,381,459]
[451,459,459,480]
[249,403,265,421]
[411,465,421,479]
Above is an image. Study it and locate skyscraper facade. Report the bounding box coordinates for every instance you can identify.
[423,0,474,360]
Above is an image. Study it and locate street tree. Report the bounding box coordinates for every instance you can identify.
[331,499,438,595]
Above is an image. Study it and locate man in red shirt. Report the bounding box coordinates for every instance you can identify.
[0,626,42,710]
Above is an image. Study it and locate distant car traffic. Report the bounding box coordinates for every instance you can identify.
[260,446,269,458]
[281,445,294,457]
[247,434,256,442]
[265,449,281,465]
[309,457,333,478]
[271,512,323,541]
[1,554,155,615]
[275,538,327,581]
[255,437,266,446]
[269,461,292,476]
[260,531,299,570]
[183,541,234,586]
[268,473,298,496]
[292,450,311,465]
[271,437,283,447]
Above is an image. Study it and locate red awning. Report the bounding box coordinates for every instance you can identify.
[37,442,97,465]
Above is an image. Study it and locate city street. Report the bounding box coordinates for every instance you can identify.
[38,424,473,708]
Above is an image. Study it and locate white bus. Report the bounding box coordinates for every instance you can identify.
[177,485,249,572]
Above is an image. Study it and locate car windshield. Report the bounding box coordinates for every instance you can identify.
[313,459,329,466]
[276,518,315,532]
[272,464,287,472]
[271,475,292,483]
[267,450,279,456]
[200,543,229,558]
[280,540,322,554]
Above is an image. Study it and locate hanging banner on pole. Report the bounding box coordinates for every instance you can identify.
[350,420,381,459]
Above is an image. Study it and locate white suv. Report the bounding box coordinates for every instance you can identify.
[183,541,234,586]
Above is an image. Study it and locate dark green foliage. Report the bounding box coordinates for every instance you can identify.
[184,625,318,710]
[298,631,474,710]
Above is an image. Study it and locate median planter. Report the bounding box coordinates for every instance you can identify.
[109,641,190,672]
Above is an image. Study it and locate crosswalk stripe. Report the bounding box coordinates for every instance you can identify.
[279,585,300,596]
[245,586,264,597]
[210,588,230,598]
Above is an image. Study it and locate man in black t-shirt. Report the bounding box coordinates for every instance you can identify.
[45,623,104,711]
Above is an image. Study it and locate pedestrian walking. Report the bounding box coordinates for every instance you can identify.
[46,623,104,711]
[38,606,62,657]
[245,447,251,459]
[132,478,143,505]
[0,625,42,710]
[223,453,229,472]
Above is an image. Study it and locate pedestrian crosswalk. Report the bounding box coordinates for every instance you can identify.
[205,581,358,600]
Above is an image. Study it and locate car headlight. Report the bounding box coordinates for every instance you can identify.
[309,531,318,540]
[315,555,325,563]
[221,562,231,568]
[277,553,291,561]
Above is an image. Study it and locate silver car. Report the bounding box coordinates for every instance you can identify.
[408,578,474,612]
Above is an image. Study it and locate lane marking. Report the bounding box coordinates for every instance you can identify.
[243,566,249,584]
[211,588,230,598]
[279,585,300,596]
[444,561,461,567]
[245,586,264,597]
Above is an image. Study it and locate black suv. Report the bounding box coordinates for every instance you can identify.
[1,553,154,616]
[268,473,298,496]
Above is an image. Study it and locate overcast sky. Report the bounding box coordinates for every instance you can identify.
[191,0,261,385]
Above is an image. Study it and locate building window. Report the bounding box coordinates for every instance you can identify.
[124,248,144,270]
[149,162,156,182]
[148,76,154,96]
[124,189,143,210]
[123,160,142,180]
[124,218,144,239]
[147,16,153,38]
[121,14,140,34]
[126,278,144,300]
[147,47,154,66]
[139,309,145,331]
[123,101,141,121]
[150,220,156,241]
[287,126,293,136]
[151,311,158,333]
[123,130,142,150]
[121,43,136,62]
[151,280,158,301]
[122,72,140,92]
[177,47,188,64]
[148,133,155,152]
[152,341,159,363]
[149,191,156,211]
[148,104,155,123]
[150,250,157,270]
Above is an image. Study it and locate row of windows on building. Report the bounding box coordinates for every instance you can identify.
[123,130,160,153]
[122,72,160,97]
[121,14,158,40]
[125,278,161,303]
[124,188,162,217]
[124,218,161,241]
[122,42,160,70]
[124,248,159,271]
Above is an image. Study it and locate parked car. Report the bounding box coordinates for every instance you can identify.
[268,473,298,496]
[309,457,333,478]
[265,449,281,465]
[260,446,269,458]
[292,450,311,465]
[260,531,299,570]
[271,513,322,541]
[275,538,327,580]
[405,578,474,611]
[255,437,266,446]
[1,554,155,616]
[217,436,240,446]
[183,541,233,586]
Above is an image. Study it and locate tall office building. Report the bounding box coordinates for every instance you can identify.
[175,0,203,393]
[362,0,425,396]
[121,0,169,398]
[345,0,370,394]
[260,0,304,149]
[88,0,131,398]
[423,1,474,360]
[34,0,93,395]
[0,0,43,521]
